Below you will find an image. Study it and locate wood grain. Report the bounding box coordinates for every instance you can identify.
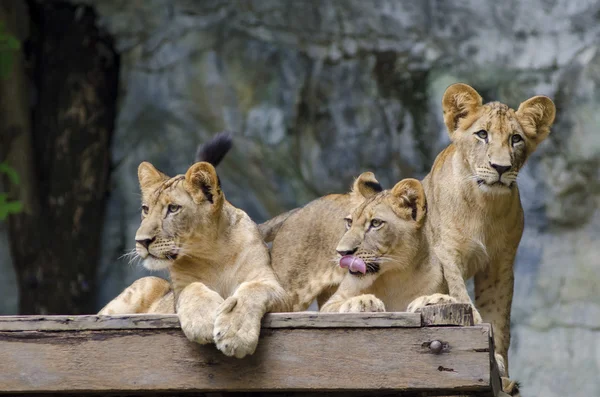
[0,311,423,331]
[420,304,475,327]
[261,311,421,328]
[0,314,182,331]
[0,326,492,394]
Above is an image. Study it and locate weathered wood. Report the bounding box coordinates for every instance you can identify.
[0,325,492,394]
[0,307,499,396]
[0,304,476,332]
[0,311,422,331]
[420,303,475,327]
[263,311,423,328]
[0,314,181,331]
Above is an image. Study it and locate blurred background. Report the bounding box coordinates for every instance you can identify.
[0,1,598,395]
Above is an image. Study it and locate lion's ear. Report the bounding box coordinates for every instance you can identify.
[138,162,168,190]
[390,178,426,226]
[516,95,556,144]
[442,83,483,139]
[352,172,383,199]
[184,162,223,206]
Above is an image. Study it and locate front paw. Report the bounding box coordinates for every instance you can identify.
[179,310,216,344]
[213,297,262,359]
[339,294,385,313]
[406,293,482,324]
[407,293,458,313]
[501,376,521,396]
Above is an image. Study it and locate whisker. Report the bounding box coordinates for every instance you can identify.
[118,249,138,261]
[127,255,143,269]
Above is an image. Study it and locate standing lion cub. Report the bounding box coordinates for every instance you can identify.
[414,83,555,380]
[99,135,289,358]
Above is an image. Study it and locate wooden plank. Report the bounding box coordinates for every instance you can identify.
[261,311,421,328]
[0,314,182,331]
[0,312,422,331]
[420,304,474,327]
[0,326,492,394]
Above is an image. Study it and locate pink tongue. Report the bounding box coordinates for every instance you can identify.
[339,255,367,274]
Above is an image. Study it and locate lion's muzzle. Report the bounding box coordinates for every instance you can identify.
[339,255,367,274]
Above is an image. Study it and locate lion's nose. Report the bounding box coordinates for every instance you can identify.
[490,163,511,176]
[337,247,357,256]
[136,237,156,249]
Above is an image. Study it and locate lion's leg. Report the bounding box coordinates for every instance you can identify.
[213,279,286,358]
[435,250,483,324]
[320,274,384,313]
[176,282,224,345]
[281,266,346,312]
[474,256,514,378]
[316,285,337,309]
[149,290,175,313]
[98,276,172,315]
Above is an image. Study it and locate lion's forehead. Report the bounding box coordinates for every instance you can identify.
[352,194,394,224]
[481,102,522,136]
[142,178,190,206]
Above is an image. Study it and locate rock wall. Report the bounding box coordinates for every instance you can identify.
[1,1,598,395]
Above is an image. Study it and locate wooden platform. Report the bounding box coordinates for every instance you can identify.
[0,304,502,396]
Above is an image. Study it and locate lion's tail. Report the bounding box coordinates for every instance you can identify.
[196,131,297,243]
[195,132,233,166]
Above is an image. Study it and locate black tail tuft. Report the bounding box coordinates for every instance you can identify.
[195,132,233,166]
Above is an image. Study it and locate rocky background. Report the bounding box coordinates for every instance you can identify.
[1,1,599,396]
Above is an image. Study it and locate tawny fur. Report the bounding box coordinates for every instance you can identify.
[98,276,174,314]
[421,83,554,390]
[99,161,289,359]
[266,172,385,311]
[319,179,452,314]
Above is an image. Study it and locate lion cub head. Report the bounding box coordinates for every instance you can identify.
[336,174,427,275]
[442,83,556,194]
[134,161,223,270]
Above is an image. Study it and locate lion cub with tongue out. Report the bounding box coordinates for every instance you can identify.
[319,178,450,313]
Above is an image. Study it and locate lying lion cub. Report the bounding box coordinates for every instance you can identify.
[265,172,385,311]
[99,135,288,358]
[318,178,449,314]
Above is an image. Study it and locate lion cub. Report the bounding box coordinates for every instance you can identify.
[100,139,288,358]
[414,83,555,379]
[319,178,450,313]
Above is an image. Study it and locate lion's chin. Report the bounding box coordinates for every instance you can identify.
[476,179,513,195]
[143,257,172,271]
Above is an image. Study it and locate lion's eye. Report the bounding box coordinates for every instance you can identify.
[167,204,181,214]
[141,205,149,216]
[344,218,353,229]
[511,134,523,144]
[370,219,384,228]
[476,130,488,140]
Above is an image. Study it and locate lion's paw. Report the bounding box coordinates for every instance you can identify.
[406,293,458,313]
[406,294,483,324]
[213,297,261,359]
[339,294,385,313]
[501,376,521,396]
[178,310,215,345]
